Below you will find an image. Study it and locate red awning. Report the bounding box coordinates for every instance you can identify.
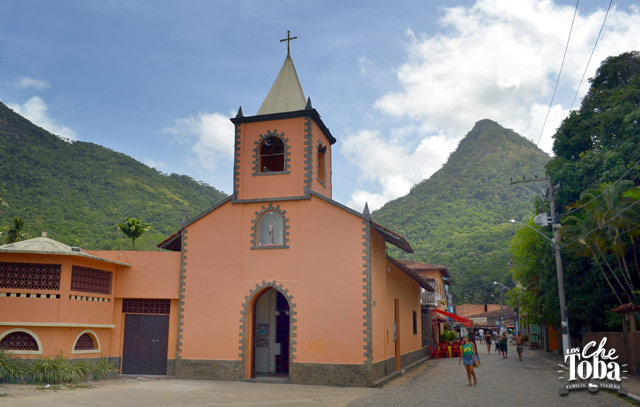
[431,309,473,327]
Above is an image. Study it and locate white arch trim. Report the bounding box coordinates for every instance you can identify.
[71,329,101,354]
[0,328,43,355]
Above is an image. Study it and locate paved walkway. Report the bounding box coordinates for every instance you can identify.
[1,344,637,406]
[348,344,636,407]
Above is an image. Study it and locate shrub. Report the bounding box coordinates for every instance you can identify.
[439,329,456,342]
[1,353,116,384]
[89,357,116,380]
[0,350,27,383]
[25,354,87,384]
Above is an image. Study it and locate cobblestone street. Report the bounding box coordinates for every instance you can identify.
[348,344,635,407]
[1,344,637,406]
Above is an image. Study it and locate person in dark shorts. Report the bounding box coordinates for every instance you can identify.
[515,331,524,361]
[499,332,508,358]
[485,330,492,354]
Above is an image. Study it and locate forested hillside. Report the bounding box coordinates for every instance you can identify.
[0,102,227,250]
[373,119,549,301]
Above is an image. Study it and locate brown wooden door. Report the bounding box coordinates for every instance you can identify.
[394,299,401,371]
[122,314,169,375]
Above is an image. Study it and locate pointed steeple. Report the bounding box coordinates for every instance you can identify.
[257,55,306,115]
[363,202,370,219]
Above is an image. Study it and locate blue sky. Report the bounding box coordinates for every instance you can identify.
[2,0,639,211]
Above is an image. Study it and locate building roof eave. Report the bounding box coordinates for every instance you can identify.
[386,255,434,291]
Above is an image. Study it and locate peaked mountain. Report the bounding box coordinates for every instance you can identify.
[372,119,549,301]
[0,102,226,250]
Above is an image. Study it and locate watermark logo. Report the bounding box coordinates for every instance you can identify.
[558,337,628,396]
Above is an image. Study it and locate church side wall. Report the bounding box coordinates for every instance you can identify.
[370,241,425,381]
[176,197,367,384]
[0,253,117,360]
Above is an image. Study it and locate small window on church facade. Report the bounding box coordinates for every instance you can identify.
[259,211,283,246]
[251,204,289,249]
[260,136,284,172]
[317,144,326,185]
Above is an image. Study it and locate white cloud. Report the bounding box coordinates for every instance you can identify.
[345,0,640,210]
[143,158,167,170]
[358,56,373,76]
[163,111,234,171]
[15,76,50,90]
[7,96,78,141]
[343,128,459,211]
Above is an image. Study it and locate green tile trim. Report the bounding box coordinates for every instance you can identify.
[252,130,290,176]
[176,229,188,360]
[250,203,290,250]
[303,117,313,195]
[362,220,372,365]
[238,281,298,366]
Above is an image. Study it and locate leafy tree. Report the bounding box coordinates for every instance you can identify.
[117,217,150,250]
[512,51,640,334]
[4,217,30,244]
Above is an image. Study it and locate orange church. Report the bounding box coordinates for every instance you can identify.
[0,49,435,386]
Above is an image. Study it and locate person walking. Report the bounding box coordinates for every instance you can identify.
[515,331,524,361]
[499,332,508,359]
[478,328,484,344]
[484,330,492,354]
[458,334,478,386]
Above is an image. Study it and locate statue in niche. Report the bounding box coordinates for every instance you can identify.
[268,222,275,244]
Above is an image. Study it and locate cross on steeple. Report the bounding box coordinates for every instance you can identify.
[280,30,297,57]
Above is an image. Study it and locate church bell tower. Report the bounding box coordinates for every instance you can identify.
[230,32,335,203]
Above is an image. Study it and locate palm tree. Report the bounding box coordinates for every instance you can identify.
[4,217,30,244]
[561,181,640,304]
[117,217,150,250]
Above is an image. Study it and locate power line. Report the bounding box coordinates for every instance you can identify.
[513,0,581,166]
[535,0,580,148]
[569,0,614,111]
[559,157,640,216]
[560,199,640,249]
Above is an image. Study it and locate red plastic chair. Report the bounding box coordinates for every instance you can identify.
[439,346,449,358]
[451,345,461,358]
[428,346,438,359]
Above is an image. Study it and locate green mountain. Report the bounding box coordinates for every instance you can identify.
[373,119,549,302]
[0,101,227,250]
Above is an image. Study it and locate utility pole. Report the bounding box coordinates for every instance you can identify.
[510,175,570,356]
[546,175,570,356]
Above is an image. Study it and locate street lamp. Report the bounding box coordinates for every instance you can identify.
[493,281,509,333]
[509,218,570,356]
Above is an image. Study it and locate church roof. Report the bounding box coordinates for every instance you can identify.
[257,56,306,115]
[0,235,130,267]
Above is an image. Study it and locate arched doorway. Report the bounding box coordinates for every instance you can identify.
[252,288,290,378]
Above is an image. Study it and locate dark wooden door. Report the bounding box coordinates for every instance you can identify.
[122,314,169,375]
